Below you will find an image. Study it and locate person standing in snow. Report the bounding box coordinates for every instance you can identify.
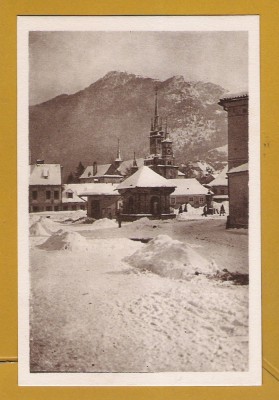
[202,205,207,217]
[184,203,188,212]
[116,209,122,228]
[179,205,183,214]
[220,204,225,216]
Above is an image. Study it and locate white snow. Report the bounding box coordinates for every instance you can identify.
[125,234,217,279]
[29,211,248,373]
[38,230,90,252]
[91,218,118,229]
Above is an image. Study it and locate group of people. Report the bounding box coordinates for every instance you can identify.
[202,204,226,217]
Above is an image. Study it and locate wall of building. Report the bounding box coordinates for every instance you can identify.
[170,194,206,208]
[226,98,248,169]
[29,185,61,212]
[87,195,120,219]
[228,172,248,228]
[62,203,86,211]
[212,186,228,196]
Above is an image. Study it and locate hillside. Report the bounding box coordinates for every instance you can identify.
[29,71,228,179]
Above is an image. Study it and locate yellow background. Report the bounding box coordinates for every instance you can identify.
[0,0,278,398]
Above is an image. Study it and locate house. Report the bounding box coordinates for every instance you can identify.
[61,184,87,211]
[117,166,176,221]
[218,92,249,228]
[29,160,62,212]
[79,183,121,220]
[209,165,229,202]
[169,178,210,209]
[143,87,179,179]
[183,160,215,182]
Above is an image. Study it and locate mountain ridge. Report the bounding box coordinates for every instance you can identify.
[29,71,228,180]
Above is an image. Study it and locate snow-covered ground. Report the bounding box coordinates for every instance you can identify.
[29,211,248,373]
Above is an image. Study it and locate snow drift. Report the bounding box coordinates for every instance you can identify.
[38,230,89,251]
[92,218,118,229]
[29,216,61,236]
[125,234,217,279]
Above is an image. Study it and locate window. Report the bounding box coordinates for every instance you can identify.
[54,206,59,211]
[63,205,68,211]
[199,197,204,203]
[221,189,225,195]
[80,205,85,210]
[67,192,73,199]
[32,190,38,200]
[46,190,51,200]
[71,205,77,211]
[54,190,59,200]
[32,206,39,212]
[189,197,193,202]
[46,206,52,211]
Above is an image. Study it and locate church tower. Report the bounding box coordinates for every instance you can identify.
[144,87,178,179]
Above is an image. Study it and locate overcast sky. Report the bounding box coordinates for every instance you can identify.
[29,31,248,105]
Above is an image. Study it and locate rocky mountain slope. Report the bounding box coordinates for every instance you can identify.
[29,71,228,179]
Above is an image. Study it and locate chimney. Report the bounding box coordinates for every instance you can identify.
[93,161,98,175]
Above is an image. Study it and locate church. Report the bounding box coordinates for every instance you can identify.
[144,87,179,179]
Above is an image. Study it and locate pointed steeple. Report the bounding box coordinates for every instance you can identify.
[151,118,154,131]
[133,151,137,167]
[115,138,122,162]
[153,84,159,131]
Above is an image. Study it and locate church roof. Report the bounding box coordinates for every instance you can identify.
[210,165,228,187]
[117,166,177,190]
[80,164,122,179]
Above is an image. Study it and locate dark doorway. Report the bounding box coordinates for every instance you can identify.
[91,200,101,219]
[150,196,161,216]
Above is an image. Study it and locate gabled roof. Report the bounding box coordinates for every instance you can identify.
[227,163,249,174]
[117,166,176,190]
[80,164,121,179]
[169,179,209,196]
[79,183,120,196]
[29,163,62,186]
[210,165,228,187]
[190,161,215,173]
[62,184,87,203]
[117,158,145,176]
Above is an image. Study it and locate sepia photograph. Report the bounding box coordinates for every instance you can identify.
[18,16,261,386]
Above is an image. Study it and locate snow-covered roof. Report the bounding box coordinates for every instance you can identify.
[79,183,120,196]
[80,164,122,179]
[29,163,62,186]
[62,184,87,203]
[178,170,185,176]
[210,165,228,187]
[191,161,215,173]
[227,163,249,174]
[170,179,209,196]
[117,166,177,190]
[116,158,145,175]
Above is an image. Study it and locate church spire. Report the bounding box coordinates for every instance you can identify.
[153,84,159,131]
[115,138,122,163]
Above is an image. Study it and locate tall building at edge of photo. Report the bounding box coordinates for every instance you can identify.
[218,92,249,229]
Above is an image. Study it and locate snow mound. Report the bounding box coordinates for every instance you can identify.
[29,220,51,237]
[29,217,61,236]
[38,231,89,251]
[92,218,118,229]
[124,234,217,279]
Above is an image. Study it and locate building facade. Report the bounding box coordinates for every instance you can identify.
[218,93,249,228]
[29,161,62,212]
[61,184,87,211]
[169,178,209,209]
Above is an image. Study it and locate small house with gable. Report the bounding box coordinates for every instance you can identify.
[117,166,176,221]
